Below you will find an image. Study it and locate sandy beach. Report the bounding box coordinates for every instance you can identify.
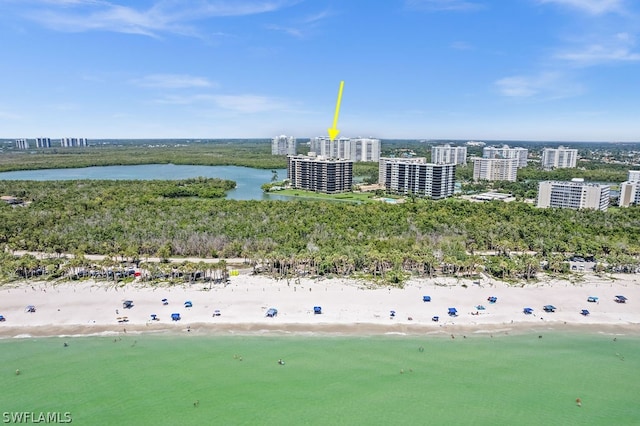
[1,272,639,338]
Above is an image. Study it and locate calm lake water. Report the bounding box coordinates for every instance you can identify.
[0,164,289,201]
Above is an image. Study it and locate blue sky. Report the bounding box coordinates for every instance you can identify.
[1,0,639,141]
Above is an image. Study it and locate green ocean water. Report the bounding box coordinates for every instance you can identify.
[1,332,638,425]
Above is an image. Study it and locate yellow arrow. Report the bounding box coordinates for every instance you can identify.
[327,80,344,141]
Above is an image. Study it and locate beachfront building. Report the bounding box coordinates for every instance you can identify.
[61,137,88,147]
[271,135,297,156]
[472,157,518,182]
[541,146,578,170]
[431,144,467,165]
[36,137,51,148]
[378,157,426,186]
[483,145,528,168]
[619,181,640,207]
[537,179,610,211]
[287,154,353,194]
[14,138,29,149]
[384,161,456,199]
[628,170,640,182]
[309,136,380,162]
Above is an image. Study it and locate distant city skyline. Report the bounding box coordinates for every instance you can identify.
[1,0,639,141]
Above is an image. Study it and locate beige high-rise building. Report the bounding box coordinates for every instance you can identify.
[472,157,518,182]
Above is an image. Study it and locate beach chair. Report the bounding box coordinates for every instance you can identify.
[266,308,278,317]
[314,306,322,314]
[423,296,431,302]
[171,313,181,321]
[150,314,159,321]
[25,305,36,313]
[123,300,133,309]
[432,316,439,322]
[523,307,533,315]
[543,305,556,313]
[487,296,497,303]
[213,310,221,317]
[476,305,485,310]
[162,298,169,305]
[448,308,458,317]
[390,310,396,318]
[184,301,193,308]
[0,315,5,322]
[587,296,598,303]
[580,309,590,316]
[614,295,627,303]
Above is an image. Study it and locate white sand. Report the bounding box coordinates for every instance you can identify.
[1,272,639,338]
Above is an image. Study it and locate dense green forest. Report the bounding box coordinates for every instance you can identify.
[1,139,639,284]
[1,179,639,284]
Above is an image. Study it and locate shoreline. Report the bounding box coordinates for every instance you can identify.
[1,273,639,339]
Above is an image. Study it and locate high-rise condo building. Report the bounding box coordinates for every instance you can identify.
[431,144,467,165]
[61,137,88,147]
[287,155,353,194]
[483,145,528,168]
[619,181,640,207]
[384,161,456,199]
[541,146,578,170]
[472,157,518,182]
[309,136,380,162]
[628,170,640,182]
[378,157,426,185]
[14,138,29,149]
[537,179,610,211]
[271,135,297,156]
[36,137,51,148]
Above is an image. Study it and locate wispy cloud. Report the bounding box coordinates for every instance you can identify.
[450,41,472,50]
[537,0,625,15]
[0,110,22,120]
[212,94,287,113]
[18,0,297,37]
[265,24,303,38]
[132,74,216,89]
[495,72,583,99]
[555,32,640,64]
[266,8,332,38]
[405,0,483,12]
[154,93,289,113]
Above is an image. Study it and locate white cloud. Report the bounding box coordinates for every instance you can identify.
[153,93,290,113]
[555,32,640,64]
[0,110,22,120]
[450,41,472,50]
[495,72,583,99]
[20,0,298,37]
[212,94,287,113]
[265,24,303,38]
[537,0,625,15]
[133,74,216,89]
[405,0,483,11]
